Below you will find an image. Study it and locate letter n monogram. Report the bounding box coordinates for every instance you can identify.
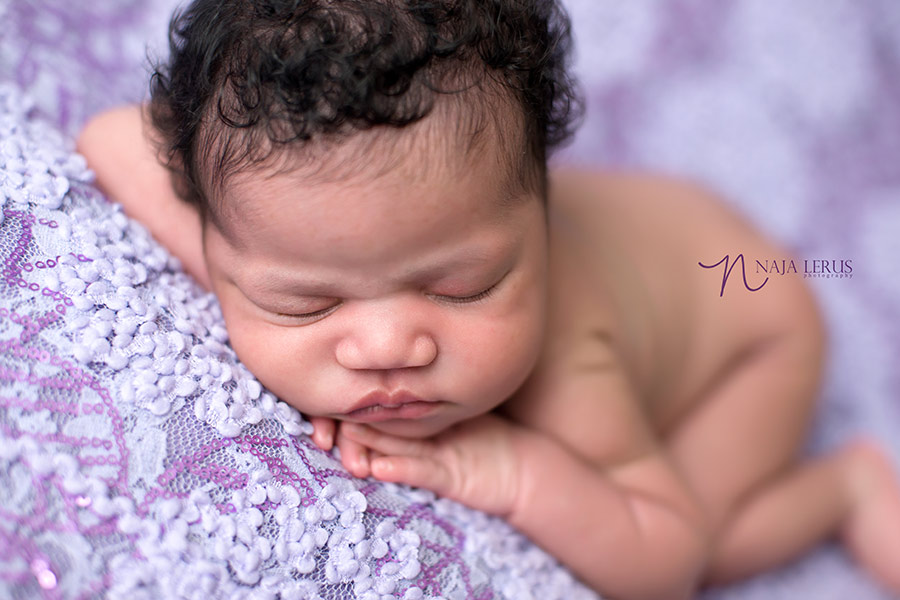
[698,254,769,297]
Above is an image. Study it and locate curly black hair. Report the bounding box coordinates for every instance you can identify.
[149,0,582,222]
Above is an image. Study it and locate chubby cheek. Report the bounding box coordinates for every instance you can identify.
[455,296,546,409]
[493,268,548,399]
[220,312,325,413]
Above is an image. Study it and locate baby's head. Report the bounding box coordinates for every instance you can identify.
[149,0,581,437]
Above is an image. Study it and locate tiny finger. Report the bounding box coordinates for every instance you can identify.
[341,422,431,457]
[371,455,452,497]
[308,417,335,451]
[336,428,371,479]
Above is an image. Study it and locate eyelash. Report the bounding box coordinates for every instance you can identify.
[276,304,340,321]
[433,282,499,305]
[273,279,503,321]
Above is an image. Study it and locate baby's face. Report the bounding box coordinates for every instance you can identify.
[202,134,548,438]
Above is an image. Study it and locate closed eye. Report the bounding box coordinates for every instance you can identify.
[432,270,509,304]
[275,303,341,321]
[436,285,497,304]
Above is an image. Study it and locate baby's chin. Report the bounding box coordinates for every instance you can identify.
[356,414,464,440]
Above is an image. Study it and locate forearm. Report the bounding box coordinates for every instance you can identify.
[508,431,709,600]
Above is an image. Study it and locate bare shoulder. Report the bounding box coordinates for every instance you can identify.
[548,167,821,329]
[549,168,766,253]
[76,106,210,289]
[536,168,824,432]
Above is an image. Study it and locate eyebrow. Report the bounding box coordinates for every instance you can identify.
[254,248,510,297]
[401,250,504,281]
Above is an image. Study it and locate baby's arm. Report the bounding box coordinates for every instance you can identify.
[506,423,709,600]
[340,371,710,600]
[76,106,211,289]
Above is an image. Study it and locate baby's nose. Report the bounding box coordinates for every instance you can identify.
[335,313,437,371]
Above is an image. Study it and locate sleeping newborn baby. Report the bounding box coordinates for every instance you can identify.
[77,0,900,597]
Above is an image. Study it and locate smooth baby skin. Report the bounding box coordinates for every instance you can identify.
[79,105,900,599]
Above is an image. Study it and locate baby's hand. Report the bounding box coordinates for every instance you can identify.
[337,414,526,517]
[308,416,337,451]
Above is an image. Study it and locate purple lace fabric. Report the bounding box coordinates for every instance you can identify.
[2,1,900,599]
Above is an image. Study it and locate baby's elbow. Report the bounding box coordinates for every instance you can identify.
[674,526,711,600]
[654,520,710,600]
[618,499,711,600]
[75,114,104,169]
[77,111,118,195]
[76,106,145,195]
[617,534,708,600]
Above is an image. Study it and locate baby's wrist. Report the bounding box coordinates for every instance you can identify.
[506,428,563,524]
